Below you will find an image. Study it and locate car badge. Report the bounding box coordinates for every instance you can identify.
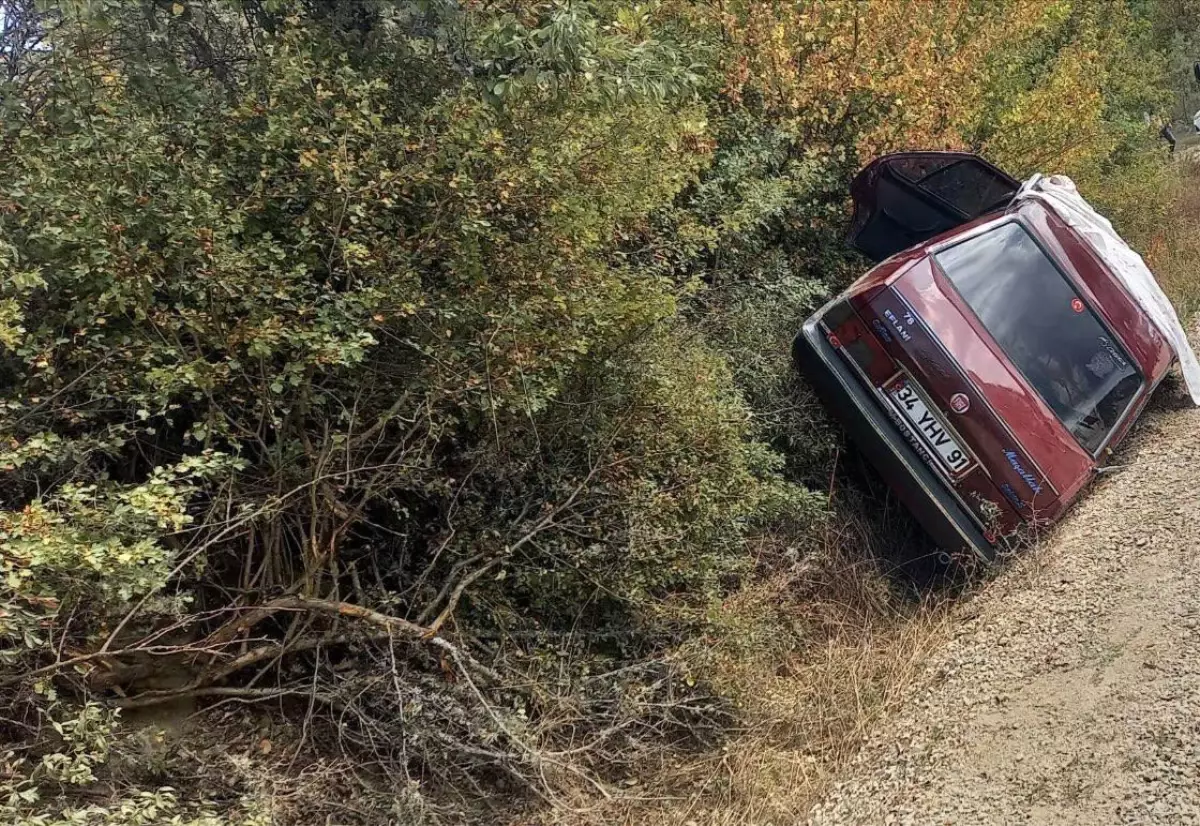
[949,392,970,414]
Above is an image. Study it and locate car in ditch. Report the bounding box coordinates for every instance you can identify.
[793,151,1177,561]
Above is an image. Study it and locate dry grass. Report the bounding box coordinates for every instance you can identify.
[668,602,950,826]
[551,500,957,826]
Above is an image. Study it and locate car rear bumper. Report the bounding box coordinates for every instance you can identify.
[793,314,996,562]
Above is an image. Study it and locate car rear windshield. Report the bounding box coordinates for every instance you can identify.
[935,221,1141,455]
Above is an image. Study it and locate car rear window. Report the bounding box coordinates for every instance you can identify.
[935,222,1141,455]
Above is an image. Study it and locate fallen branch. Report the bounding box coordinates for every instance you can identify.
[114,685,341,711]
[269,596,503,683]
[108,595,504,710]
[199,631,386,686]
[425,556,503,634]
[1,644,224,689]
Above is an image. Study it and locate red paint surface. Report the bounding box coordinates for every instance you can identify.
[831,199,1174,533]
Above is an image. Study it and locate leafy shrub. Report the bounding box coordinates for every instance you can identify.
[0,0,1183,823]
[2,701,270,826]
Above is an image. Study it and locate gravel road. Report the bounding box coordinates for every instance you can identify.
[808,382,1200,825]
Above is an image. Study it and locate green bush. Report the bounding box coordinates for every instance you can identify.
[1,701,270,826]
[0,1,1183,822]
[0,3,814,816]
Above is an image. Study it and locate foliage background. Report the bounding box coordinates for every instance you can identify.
[0,1,1191,823]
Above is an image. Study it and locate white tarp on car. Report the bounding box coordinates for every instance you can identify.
[1015,173,1200,406]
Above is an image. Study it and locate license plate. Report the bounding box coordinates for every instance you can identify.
[886,378,972,476]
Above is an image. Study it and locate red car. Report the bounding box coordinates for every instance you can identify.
[794,152,1174,561]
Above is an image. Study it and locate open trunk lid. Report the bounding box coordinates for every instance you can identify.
[849,152,1020,263]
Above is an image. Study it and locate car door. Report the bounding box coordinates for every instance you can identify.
[848,152,1020,263]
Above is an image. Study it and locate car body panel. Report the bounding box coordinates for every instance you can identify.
[793,309,996,561]
[892,257,1083,497]
[796,151,1177,559]
[862,276,1067,520]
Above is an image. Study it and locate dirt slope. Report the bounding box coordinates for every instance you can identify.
[808,384,1200,826]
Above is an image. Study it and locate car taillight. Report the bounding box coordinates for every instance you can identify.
[821,298,857,330]
[841,336,877,371]
[823,301,896,385]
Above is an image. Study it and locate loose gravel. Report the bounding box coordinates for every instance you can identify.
[808,384,1200,826]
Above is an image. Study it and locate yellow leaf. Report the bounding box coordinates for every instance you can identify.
[172,3,185,15]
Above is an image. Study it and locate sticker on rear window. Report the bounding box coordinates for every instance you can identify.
[1096,335,1129,370]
